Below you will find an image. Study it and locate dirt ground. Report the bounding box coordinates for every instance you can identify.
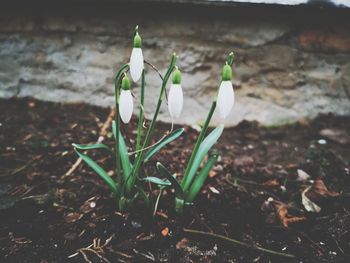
[0,97,349,263]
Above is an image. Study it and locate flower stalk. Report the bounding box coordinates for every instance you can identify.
[181,52,234,192]
[114,64,129,183]
[136,70,146,153]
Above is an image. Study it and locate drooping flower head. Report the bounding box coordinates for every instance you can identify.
[119,74,133,124]
[216,63,235,119]
[168,66,183,119]
[129,26,144,82]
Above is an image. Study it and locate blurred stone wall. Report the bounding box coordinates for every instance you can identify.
[0,2,349,126]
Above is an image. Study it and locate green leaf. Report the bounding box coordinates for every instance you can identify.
[186,153,219,202]
[143,176,171,186]
[73,148,119,195]
[112,121,132,181]
[156,162,183,199]
[72,143,112,153]
[144,128,184,162]
[112,120,118,140]
[182,124,224,192]
[135,185,150,207]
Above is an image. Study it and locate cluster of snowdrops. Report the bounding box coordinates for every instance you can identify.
[73,26,235,214]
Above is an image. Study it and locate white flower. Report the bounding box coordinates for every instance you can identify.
[129,47,144,82]
[168,84,183,118]
[119,89,133,124]
[216,80,234,119]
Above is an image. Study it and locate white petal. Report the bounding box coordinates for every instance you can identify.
[119,90,133,124]
[129,48,144,82]
[168,84,183,118]
[216,80,234,119]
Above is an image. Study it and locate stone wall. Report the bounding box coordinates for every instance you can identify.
[0,2,349,126]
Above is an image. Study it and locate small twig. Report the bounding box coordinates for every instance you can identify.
[145,60,164,81]
[64,107,115,177]
[183,228,296,259]
[68,236,113,262]
[132,249,155,262]
[10,158,37,176]
[144,60,170,102]
[153,188,163,217]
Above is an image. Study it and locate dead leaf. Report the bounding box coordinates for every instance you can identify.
[209,170,218,178]
[301,179,339,213]
[176,238,189,249]
[209,186,220,194]
[64,212,83,223]
[156,211,168,219]
[161,227,169,237]
[263,179,280,187]
[273,201,306,227]
[302,187,321,213]
[297,169,311,181]
[306,179,339,200]
[319,128,350,145]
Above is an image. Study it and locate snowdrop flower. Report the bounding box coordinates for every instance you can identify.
[216,63,234,119]
[119,74,133,124]
[168,67,183,119]
[129,26,144,82]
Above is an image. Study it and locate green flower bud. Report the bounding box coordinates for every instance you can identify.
[172,67,182,84]
[222,63,232,81]
[121,74,131,90]
[133,32,142,48]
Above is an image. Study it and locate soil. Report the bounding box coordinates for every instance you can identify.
[0,97,350,263]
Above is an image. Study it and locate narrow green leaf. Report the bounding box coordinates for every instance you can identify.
[112,121,132,181]
[112,120,117,140]
[144,128,184,162]
[72,143,112,153]
[156,162,183,199]
[142,177,171,186]
[73,148,118,195]
[186,153,219,202]
[182,124,224,192]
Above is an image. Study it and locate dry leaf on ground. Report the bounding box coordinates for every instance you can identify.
[306,179,339,199]
[302,187,321,213]
[273,201,306,227]
[64,212,83,223]
[263,179,280,187]
[301,179,339,213]
[297,169,311,181]
[161,227,169,237]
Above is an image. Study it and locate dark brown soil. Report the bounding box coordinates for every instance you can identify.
[0,97,349,263]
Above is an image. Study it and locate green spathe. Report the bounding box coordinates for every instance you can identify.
[222,63,232,81]
[172,67,182,84]
[121,74,131,90]
[134,32,142,48]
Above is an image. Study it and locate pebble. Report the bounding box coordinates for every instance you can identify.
[318,139,327,145]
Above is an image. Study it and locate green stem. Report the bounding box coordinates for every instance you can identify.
[126,54,177,193]
[136,70,145,154]
[114,64,129,186]
[181,53,234,191]
[175,197,184,214]
[183,228,296,259]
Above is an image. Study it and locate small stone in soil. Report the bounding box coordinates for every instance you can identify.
[131,221,142,229]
